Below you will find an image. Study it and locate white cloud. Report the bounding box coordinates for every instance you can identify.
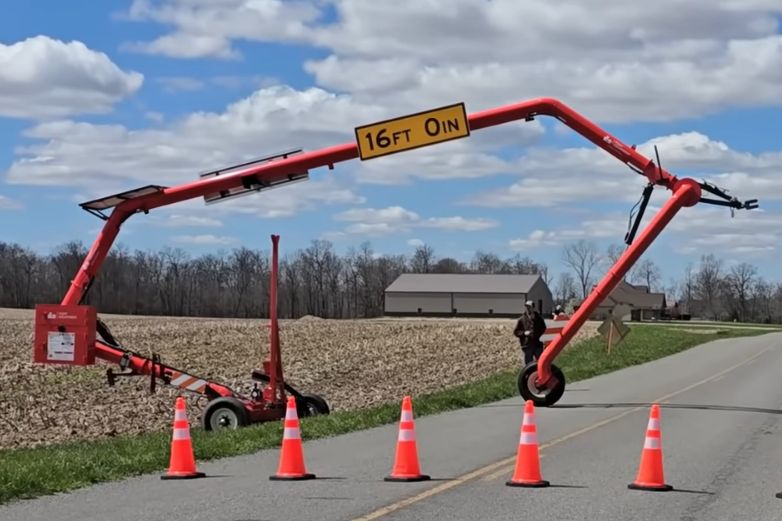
[638,132,782,175]
[336,205,419,225]
[326,205,499,238]
[0,35,143,120]
[144,111,165,123]
[353,123,544,185]
[5,84,383,191]
[306,2,782,122]
[206,176,366,219]
[468,131,778,209]
[172,234,239,245]
[421,216,497,231]
[407,238,424,247]
[157,214,223,227]
[122,0,322,59]
[0,194,22,210]
[122,1,782,122]
[507,204,780,263]
[666,206,782,256]
[509,217,629,251]
[157,76,205,92]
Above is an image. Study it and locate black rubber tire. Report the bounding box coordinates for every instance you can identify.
[298,393,330,417]
[517,362,566,407]
[201,396,249,431]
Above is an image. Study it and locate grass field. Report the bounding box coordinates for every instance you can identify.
[0,321,772,505]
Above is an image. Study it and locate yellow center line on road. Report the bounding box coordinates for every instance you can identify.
[349,348,770,521]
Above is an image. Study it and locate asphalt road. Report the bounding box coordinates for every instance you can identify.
[3,332,782,521]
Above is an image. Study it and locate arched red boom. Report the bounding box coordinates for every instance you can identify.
[56,97,757,405]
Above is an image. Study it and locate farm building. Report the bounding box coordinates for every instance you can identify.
[586,280,667,321]
[384,273,553,318]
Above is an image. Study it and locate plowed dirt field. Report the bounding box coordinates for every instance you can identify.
[0,308,597,449]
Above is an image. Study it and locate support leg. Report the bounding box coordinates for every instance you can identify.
[533,179,702,393]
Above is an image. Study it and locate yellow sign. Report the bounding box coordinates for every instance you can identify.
[354,103,470,160]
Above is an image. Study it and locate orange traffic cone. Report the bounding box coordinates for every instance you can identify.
[270,396,315,480]
[385,396,430,482]
[506,400,549,487]
[628,404,673,491]
[161,396,205,480]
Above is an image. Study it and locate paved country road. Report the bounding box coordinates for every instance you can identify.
[3,333,782,521]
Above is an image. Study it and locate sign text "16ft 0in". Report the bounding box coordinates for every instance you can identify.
[354,103,470,160]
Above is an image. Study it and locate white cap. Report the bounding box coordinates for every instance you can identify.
[525,300,534,307]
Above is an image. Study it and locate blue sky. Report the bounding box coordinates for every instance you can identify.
[1,1,782,297]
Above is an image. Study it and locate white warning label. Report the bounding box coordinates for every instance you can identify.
[47,331,76,361]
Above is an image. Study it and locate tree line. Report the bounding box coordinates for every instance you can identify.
[0,240,545,319]
[561,239,782,324]
[1,239,780,323]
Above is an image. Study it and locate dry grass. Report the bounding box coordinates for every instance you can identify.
[0,307,598,450]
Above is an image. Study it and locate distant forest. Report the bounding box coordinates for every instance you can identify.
[1,238,780,323]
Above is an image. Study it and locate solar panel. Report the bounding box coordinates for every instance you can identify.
[199,148,309,205]
[79,185,168,219]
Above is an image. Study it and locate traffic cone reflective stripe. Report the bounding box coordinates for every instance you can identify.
[385,396,430,482]
[507,400,549,488]
[270,396,315,480]
[628,404,672,491]
[161,397,205,480]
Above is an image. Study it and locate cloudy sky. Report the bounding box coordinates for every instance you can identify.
[1,1,781,289]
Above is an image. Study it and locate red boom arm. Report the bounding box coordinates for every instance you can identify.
[61,97,756,398]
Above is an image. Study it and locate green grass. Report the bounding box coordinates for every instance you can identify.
[0,325,770,505]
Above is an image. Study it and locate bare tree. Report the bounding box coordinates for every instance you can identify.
[410,244,435,273]
[605,243,625,265]
[695,253,725,320]
[470,251,505,273]
[432,257,465,273]
[725,262,758,322]
[562,240,601,299]
[631,258,662,291]
[554,273,578,306]
[680,262,696,315]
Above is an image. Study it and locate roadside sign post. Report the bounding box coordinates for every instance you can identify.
[598,313,630,354]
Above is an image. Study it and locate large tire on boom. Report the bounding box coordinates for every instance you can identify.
[251,371,330,418]
[517,362,566,407]
[202,396,249,431]
[297,393,330,418]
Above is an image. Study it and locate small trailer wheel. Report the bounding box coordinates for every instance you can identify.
[297,393,330,417]
[202,397,249,431]
[517,362,566,407]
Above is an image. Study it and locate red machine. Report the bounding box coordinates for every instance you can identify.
[32,97,758,424]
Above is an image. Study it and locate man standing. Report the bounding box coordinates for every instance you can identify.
[552,305,568,320]
[514,300,547,365]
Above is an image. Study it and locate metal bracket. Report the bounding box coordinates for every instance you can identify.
[698,180,758,216]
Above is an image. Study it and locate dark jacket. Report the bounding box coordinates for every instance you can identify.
[514,310,547,348]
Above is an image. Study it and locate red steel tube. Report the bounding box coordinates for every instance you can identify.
[94,341,236,397]
[268,234,282,402]
[535,178,702,387]
[61,98,682,307]
[62,211,129,306]
[57,96,693,388]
